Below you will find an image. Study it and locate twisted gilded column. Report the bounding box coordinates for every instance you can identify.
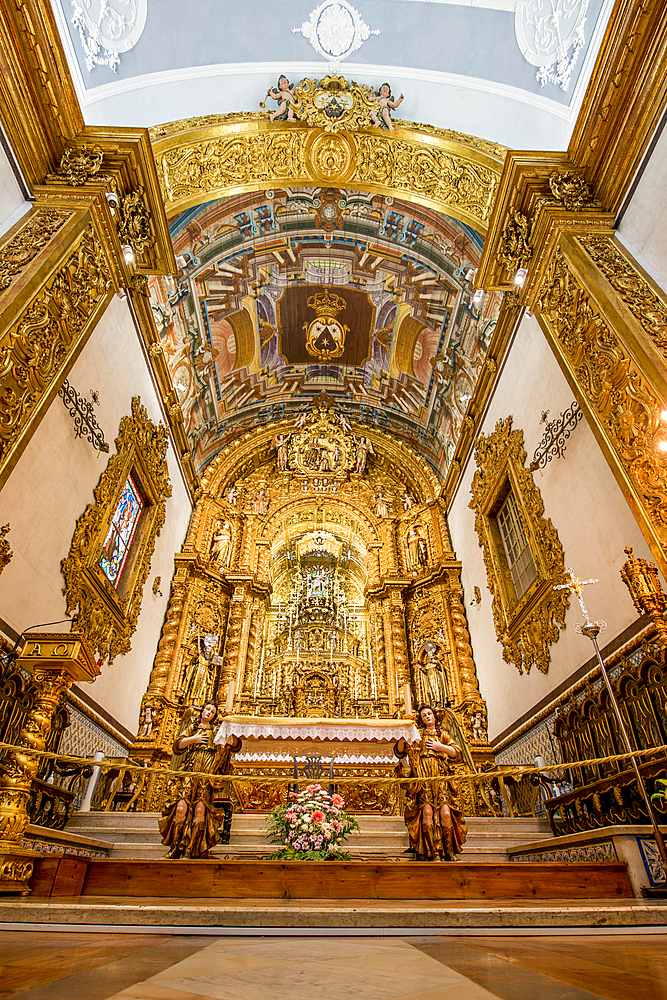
[0,634,99,895]
[448,586,481,701]
[147,576,187,697]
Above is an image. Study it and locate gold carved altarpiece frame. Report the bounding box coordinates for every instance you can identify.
[61,397,172,662]
[469,417,569,674]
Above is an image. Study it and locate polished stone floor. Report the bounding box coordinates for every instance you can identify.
[0,932,665,1000]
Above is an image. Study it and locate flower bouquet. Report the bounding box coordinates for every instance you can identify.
[267,784,359,860]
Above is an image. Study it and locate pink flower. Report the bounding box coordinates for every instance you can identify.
[306,784,322,792]
[331,795,344,808]
[311,810,325,823]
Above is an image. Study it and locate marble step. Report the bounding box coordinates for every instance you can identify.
[4,897,664,931]
[65,811,555,861]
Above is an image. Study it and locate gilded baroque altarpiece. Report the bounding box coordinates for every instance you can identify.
[130,406,492,814]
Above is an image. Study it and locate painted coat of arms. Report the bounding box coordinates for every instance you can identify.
[303,289,349,361]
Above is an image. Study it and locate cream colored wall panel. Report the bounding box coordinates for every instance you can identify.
[448,312,655,741]
[0,139,30,237]
[616,123,667,294]
[0,295,192,735]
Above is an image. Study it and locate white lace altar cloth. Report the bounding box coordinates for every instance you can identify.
[215,716,419,744]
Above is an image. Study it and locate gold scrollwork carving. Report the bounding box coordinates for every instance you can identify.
[548,171,599,212]
[52,145,104,186]
[290,76,378,133]
[116,190,156,260]
[152,117,502,230]
[0,524,12,575]
[0,210,71,293]
[0,226,112,479]
[496,209,533,273]
[469,417,569,674]
[538,247,667,571]
[61,397,172,662]
[578,234,667,357]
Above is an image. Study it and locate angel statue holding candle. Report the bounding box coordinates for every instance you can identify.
[159,702,241,860]
[394,704,467,861]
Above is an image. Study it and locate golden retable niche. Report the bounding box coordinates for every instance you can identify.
[132,401,491,813]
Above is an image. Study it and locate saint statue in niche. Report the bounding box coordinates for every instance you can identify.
[353,435,373,473]
[273,433,291,471]
[210,520,232,568]
[252,490,270,514]
[419,642,448,708]
[375,491,388,517]
[402,490,414,511]
[407,526,429,570]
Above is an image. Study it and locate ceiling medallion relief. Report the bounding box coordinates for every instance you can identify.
[293,2,380,71]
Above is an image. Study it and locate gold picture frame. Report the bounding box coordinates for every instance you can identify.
[469,416,569,674]
[61,397,172,662]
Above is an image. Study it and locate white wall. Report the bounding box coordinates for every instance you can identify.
[0,136,30,238]
[448,313,656,741]
[0,295,192,734]
[617,121,667,294]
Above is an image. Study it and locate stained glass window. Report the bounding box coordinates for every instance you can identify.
[98,473,145,588]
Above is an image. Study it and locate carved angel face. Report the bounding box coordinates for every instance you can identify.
[419,706,436,727]
[201,703,217,723]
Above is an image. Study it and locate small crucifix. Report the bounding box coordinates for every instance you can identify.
[554,567,599,626]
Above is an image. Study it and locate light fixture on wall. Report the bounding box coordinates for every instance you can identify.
[121,244,135,266]
[653,410,667,455]
[105,191,119,216]
[514,267,528,288]
[472,288,484,308]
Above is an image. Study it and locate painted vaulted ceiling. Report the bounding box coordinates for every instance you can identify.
[149,186,501,478]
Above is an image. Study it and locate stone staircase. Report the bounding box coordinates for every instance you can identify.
[65,810,553,862]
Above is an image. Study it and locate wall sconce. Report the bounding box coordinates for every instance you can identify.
[514,268,528,288]
[152,576,163,599]
[472,288,484,308]
[652,410,667,456]
[470,586,482,605]
[105,192,119,216]
[121,244,135,266]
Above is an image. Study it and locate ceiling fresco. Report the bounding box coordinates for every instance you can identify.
[148,186,502,480]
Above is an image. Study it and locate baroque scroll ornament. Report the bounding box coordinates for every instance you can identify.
[293,1,380,70]
[71,0,148,72]
[0,210,70,292]
[515,0,588,91]
[496,209,533,274]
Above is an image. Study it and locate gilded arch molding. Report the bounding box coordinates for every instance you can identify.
[150,113,505,231]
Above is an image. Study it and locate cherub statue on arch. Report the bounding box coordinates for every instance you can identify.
[262,75,298,122]
[369,82,404,131]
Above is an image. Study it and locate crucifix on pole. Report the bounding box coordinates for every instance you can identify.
[554,569,667,870]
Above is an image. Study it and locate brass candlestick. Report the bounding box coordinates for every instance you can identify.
[620,546,667,647]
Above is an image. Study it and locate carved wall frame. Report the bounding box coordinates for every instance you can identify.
[61,396,172,662]
[469,416,569,674]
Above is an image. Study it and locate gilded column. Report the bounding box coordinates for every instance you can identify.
[448,584,481,702]
[147,575,187,696]
[388,590,411,709]
[218,585,245,710]
[0,634,99,895]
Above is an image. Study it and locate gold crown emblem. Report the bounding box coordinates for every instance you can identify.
[306,289,346,318]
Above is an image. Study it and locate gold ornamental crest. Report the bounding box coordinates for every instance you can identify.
[303,289,349,361]
[287,403,355,477]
